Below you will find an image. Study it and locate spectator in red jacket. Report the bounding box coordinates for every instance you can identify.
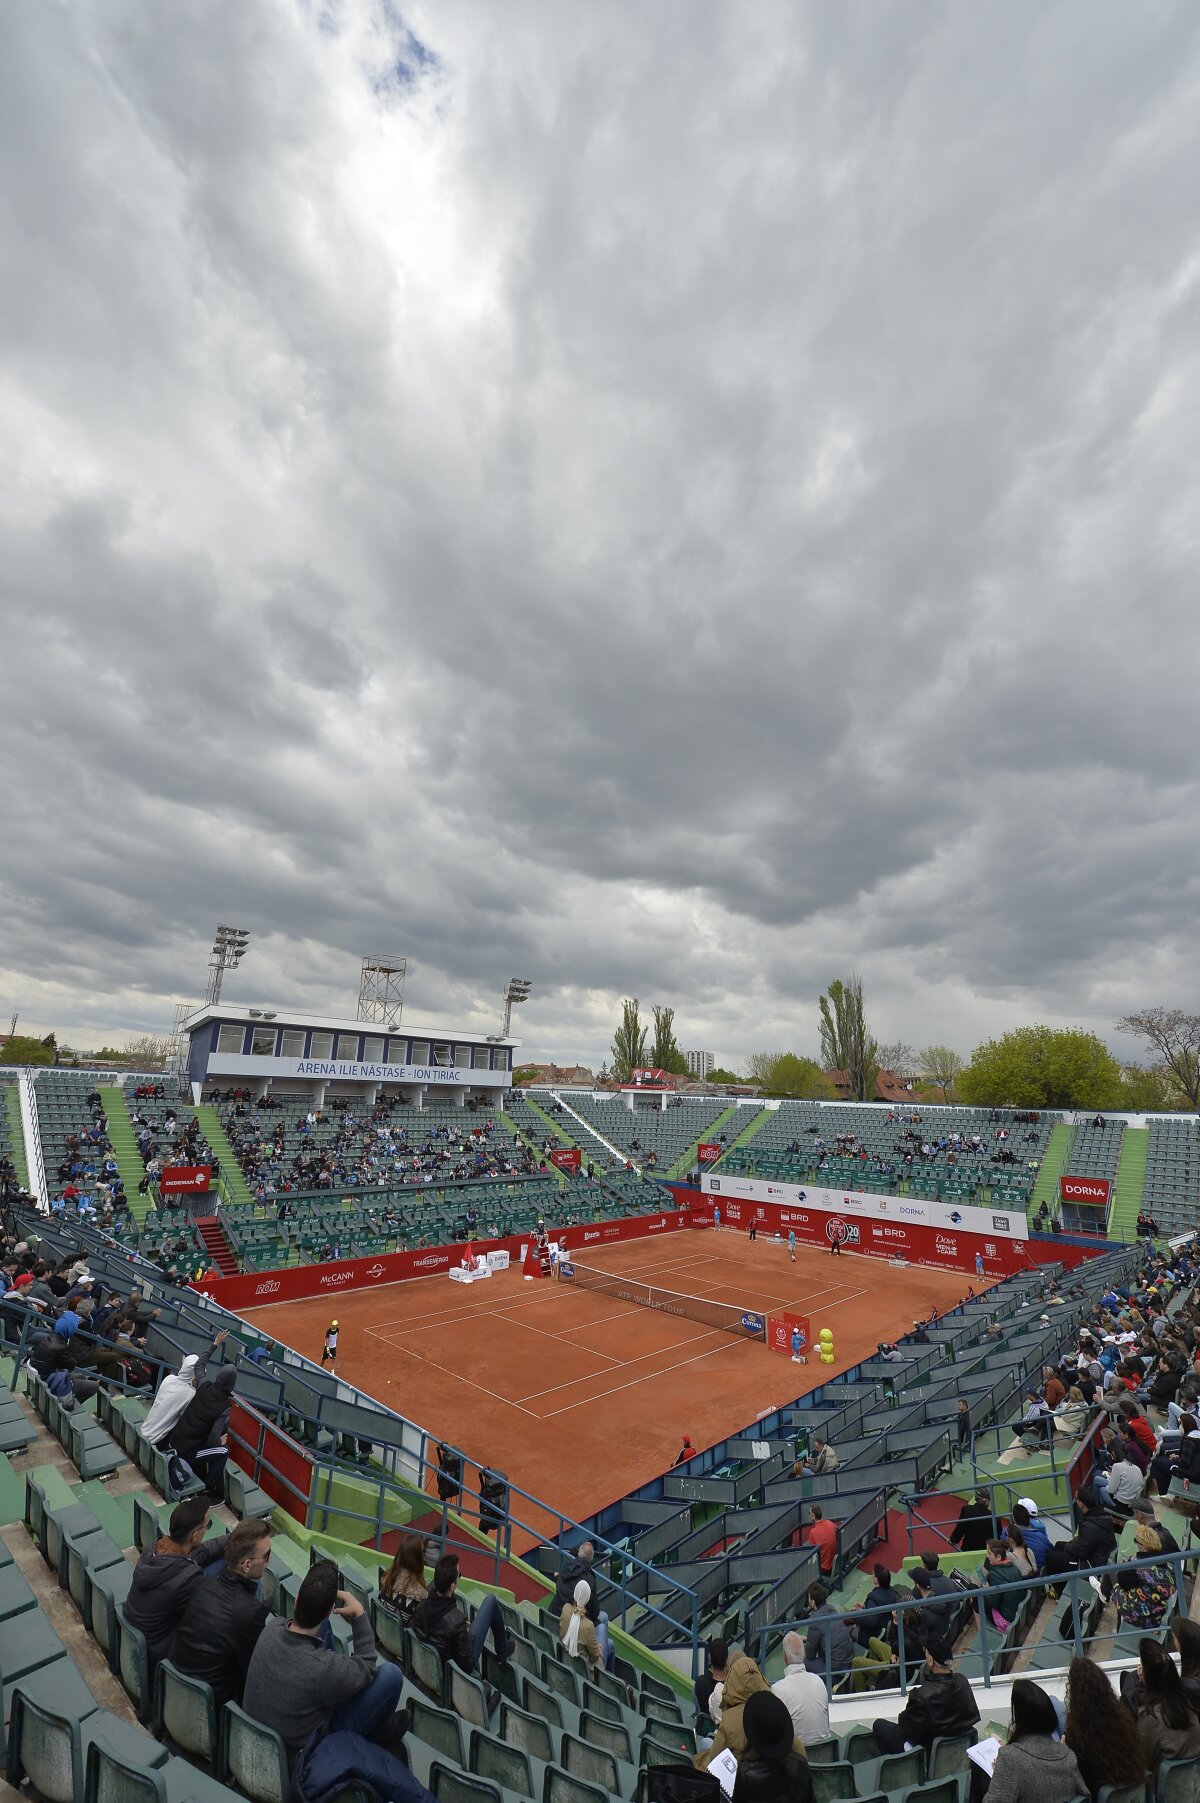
[803,1504,838,1576]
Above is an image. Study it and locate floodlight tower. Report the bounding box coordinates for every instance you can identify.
[500,978,532,1039]
[358,956,407,1027]
[205,925,251,1007]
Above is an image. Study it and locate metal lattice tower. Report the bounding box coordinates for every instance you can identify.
[358,956,407,1027]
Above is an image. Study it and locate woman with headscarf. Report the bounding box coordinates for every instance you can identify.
[560,1578,604,1679]
[168,1364,238,1497]
[139,1330,227,1449]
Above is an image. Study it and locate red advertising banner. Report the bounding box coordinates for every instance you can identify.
[550,1147,582,1173]
[696,1143,722,1164]
[197,1207,692,1311]
[161,1164,213,1195]
[1059,1175,1110,1207]
[681,1190,1033,1278]
[767,1312,811,1359]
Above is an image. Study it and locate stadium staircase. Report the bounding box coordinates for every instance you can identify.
[500,1108,567,1186]
[1110,1125,1149,1239]
[1028,1120,1073,1220]
[2,1079,29,1190]
[196,1215,238,1278]
[99,1086,154,1223]
[722,1102,771,1157]
[193,1103,256,1208]
[518,1094,576,1145]
[666,1102,738,1177]
[552,1094,631,1169]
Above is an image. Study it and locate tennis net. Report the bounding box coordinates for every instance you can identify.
[559,1259,766,1340]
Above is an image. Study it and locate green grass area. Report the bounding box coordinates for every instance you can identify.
[2,1082,29,1190]
[725,1105,771,1153]
[667,1103,738,1177]
[98,1086,154,1223]
[1110,1126,1149,1240]
[194,1103,256,1207]
[1028,1122,1073,1219]
[501,1109,567,1186]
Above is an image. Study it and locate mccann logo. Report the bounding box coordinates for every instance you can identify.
[318,1270,356,1287]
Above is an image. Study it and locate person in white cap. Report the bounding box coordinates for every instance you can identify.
[140,1330,229,1447]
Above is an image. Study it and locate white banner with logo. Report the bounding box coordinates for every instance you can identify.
[700,1172,1028,1241]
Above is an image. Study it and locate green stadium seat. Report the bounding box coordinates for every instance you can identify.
[430,1763,503,1803]
[501,1701,556,1767]
[560,1733,619,1794]
[543,1766,609,1803]
[221,1702,290,1803]
[154,1659,219,1768]
[449,1665,496,1730]
[6,1687,165,1803]
[114,1608,153,1725]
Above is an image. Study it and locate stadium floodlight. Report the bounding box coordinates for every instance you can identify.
[500,977,532,1038]
[205,925,251,1007]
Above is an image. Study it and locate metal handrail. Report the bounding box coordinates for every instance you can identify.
[764,1543,1197,1690]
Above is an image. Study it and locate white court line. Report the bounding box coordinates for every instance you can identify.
[516,1321,732,1403]
[541,1335,748,1418]
[367,1309,624,1366]
[369,1338,540,1417]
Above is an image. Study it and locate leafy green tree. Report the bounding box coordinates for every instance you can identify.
[918,1045,964,1100]
[959,1026,1121,1110]
[0,1035,55,1066]
[876,1042,917,1085]
[1117,1010,1200,1110]
[513,1065,541,1086]
[1116,1063,1178,1112]
[611,999,649,1082]
[748,1052,834,1099]
[708,1067,742,1085]
[650,1006,689,1076]
[818,976,878,1102]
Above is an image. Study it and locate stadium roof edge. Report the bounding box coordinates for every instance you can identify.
[182,1002,520,1046]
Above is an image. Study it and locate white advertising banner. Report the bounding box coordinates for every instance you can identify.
[700,1171,1028,1241]
[205,1052,509,1088]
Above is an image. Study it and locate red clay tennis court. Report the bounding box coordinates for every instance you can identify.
[238,1230,977,1548]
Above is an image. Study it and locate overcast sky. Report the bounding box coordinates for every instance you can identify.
[2,1,1198,1072]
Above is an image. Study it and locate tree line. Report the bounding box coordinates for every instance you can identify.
[600,985,1200,1110]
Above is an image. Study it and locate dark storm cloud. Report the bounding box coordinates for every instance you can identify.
[2,0,1199,1068]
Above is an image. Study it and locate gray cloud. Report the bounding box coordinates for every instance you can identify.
[2,0,1200,1072]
